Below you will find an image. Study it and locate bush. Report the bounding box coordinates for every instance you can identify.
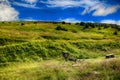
[98,27,101,30]
[75,22,79,25]
[41,35,59,40]
[21,23,24,26]
[68,23,71,25]
[113,31,118,35]
[80,22,85,26]
[55,26,68,31]
[62,21,66,24]
[82,24,89,30]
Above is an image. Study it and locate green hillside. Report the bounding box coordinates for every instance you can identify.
[0,21,120,80]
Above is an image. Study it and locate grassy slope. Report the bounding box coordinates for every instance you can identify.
[0,22,120,80]
[0,59,120,80]
[0,22,120,43]
[0,22,120,62]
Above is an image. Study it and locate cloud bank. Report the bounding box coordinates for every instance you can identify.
[59,18,81,23]
[101,20,120,25]
[0,0,19,21]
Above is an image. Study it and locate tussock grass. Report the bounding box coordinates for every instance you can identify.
[0,59,120,80]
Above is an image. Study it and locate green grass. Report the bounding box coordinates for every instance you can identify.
[0,22,119,44]
[0,21,120,80]
[0,59,120,80]
[0,40,120,62]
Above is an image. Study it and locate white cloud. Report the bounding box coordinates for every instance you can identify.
[101,20,120,25]
[23,17,38,21]
[42,0,120,16]
[92,5,120,16]
[24,0,38,4]
[0,0,19,21]
[11,0,39,9]
[59,18,81,23]
[13,2,40,9]
[41,0,82,8]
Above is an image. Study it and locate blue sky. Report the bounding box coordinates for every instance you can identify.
[0,0,120,25]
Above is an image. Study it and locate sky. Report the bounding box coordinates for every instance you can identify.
[0,0,120,25]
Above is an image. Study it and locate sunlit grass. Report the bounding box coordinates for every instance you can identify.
[0,22,120,80]
[0,22,119,45]
[0,58,120,80]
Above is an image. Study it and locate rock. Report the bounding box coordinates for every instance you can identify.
[106,54,115,59]
[62,51,70,61]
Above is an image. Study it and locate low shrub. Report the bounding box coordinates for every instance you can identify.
[55,26,68,31]
[0,41,120,63]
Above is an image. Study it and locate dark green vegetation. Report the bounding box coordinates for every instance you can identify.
[0,21,120,80]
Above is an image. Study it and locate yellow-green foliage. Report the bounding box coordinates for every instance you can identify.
[0,22,120,45]
[0,40,120,63]
[0,59,120,80]
[0,22,120,62]
[0,22,120,80]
